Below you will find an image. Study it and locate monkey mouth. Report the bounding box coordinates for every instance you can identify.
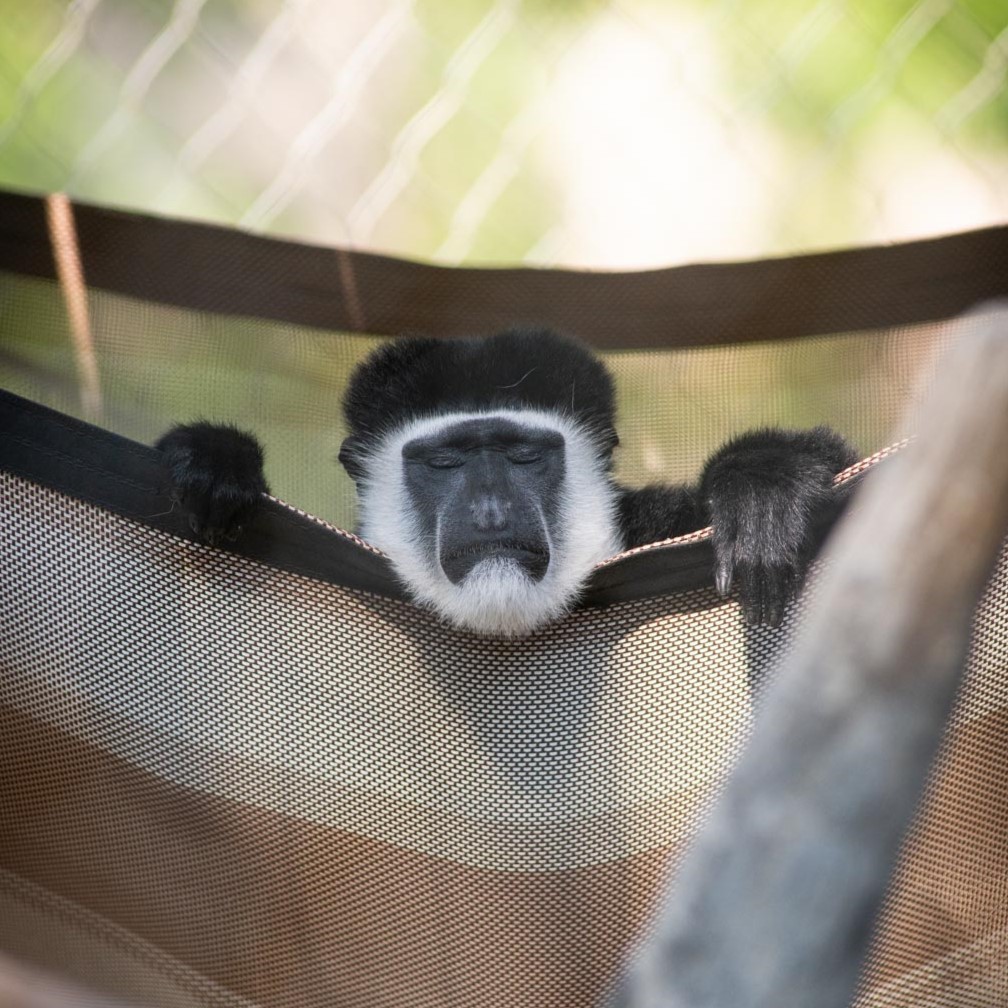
[440,540,550,584]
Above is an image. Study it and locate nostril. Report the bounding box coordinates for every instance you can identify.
[471,495,509,531]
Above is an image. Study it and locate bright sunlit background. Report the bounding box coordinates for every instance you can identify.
[2,0,1006,268]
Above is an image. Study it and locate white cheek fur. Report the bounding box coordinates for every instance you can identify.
[355,409,622,637]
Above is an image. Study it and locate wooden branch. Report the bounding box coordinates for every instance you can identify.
[613,302,1008,1008]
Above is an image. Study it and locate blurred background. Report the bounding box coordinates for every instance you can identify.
[1,0,1006,527]
[2,0,1006,268]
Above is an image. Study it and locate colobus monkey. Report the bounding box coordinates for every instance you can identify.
[157,329,856,636]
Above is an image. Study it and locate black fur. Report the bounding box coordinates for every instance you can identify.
[699,426,855,625]
[156,329,857,629]
[616,485,702,546]
[155,422,268,545]
[339,327,619,479]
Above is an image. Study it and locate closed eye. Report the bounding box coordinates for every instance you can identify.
[507,450,542,464]
[426,455,465,469]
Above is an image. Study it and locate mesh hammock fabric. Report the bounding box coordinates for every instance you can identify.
[1,190,1008,1007]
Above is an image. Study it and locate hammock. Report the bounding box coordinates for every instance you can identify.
[1,190,1007,1007]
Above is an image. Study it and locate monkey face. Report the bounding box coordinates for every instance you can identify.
[353,409,621,637]
[401,417,564,586]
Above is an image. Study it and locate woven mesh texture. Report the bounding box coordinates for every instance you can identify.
[1,470,1006,1007]
[2,200,1007,1004]
[0,269,976,530]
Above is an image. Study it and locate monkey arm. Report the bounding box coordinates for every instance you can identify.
[616,427,855,628]
[156,423,269,544]
[698,426,857,627]
[615,484,704,549]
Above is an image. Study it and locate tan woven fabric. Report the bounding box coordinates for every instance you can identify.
[1,467,1006,1007]
[2,194,1007,1005]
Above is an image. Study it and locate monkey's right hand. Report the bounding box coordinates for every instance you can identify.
[156,422,268,545]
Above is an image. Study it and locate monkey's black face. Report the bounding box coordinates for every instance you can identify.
[401,417,565,585]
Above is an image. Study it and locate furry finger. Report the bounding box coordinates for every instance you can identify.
[764,593,785,629]
[715,558,734,597]
[738,565,764,625]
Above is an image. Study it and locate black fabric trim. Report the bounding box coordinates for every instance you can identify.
[0,389,406,604]
[0,388,874,610]
[2,188,1007,349]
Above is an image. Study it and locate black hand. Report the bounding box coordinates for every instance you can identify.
[156,422,268,545]
[701,427,856,627]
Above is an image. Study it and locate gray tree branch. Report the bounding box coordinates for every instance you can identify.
[614,302,1008,1008]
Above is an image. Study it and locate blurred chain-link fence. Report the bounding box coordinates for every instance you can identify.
[1,0,1006,267]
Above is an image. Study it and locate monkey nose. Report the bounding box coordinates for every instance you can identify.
[471,495,509,531]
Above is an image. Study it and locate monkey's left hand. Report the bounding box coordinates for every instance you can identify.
[699,427,856,627]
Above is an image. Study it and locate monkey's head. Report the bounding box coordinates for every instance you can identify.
[338,329,622,636]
